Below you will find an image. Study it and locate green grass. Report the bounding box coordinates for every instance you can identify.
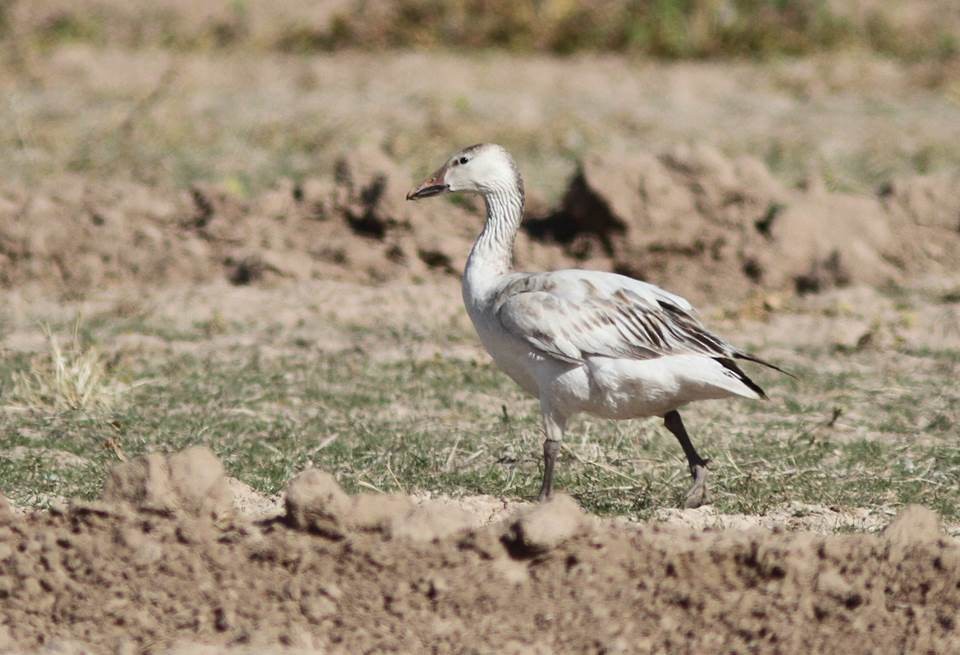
[1,320,957,524]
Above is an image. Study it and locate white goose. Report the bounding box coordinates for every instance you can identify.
[407,144,788,508]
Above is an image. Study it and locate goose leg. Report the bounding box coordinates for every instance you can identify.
[538,439,560,502]
[537,407,566,502]
[663,410,710,508]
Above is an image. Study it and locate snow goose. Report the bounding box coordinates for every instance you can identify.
[407,144,789,508]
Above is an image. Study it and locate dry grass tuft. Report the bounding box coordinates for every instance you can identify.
[9,324,132,413]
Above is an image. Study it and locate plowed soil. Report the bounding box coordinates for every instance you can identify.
[3,142,960,304]
[1,448,957,654]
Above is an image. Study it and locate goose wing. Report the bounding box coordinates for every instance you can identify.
[495,270,735,365]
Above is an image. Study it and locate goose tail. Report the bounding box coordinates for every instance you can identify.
[733,351,797,379]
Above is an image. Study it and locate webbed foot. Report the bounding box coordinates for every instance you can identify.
[683,463,710,508]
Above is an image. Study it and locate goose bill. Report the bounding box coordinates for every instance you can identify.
[406,169,449,200]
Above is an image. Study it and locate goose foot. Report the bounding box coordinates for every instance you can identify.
[684,463,710,508]
[663,411,712,509]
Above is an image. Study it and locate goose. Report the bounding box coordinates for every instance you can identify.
[406,144,789,508]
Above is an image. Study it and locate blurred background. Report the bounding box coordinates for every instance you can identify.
[3,0,960,192]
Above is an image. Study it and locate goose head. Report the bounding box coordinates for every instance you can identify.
[406,144,522,200]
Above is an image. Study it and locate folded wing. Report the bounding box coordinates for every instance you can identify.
[495,270,735,365]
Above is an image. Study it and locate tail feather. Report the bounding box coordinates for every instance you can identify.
[715,357,767,400]
[733,351,797,379]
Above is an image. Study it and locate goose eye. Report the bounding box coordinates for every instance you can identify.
[458,157,468,165]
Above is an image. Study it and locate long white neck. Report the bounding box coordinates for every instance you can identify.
[463,184,524,299]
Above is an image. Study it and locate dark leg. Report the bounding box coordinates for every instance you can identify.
[537,407,566,502]
[663,410,710,508]
[538,438,560,502]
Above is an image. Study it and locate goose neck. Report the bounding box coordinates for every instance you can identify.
[468,185,523,277]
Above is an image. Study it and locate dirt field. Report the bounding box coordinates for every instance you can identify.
[2,8,960,651]
[1,448,958,654]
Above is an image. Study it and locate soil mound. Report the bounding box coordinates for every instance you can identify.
[0,449,957,654]
[2,146,959,302]
[529,144,960,301]
[0,148,485,295]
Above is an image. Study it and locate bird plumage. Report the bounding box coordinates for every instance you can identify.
[407,143,788,507]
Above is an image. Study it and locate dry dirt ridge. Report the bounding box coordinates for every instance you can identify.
[0,447,956,654]
[2,144,959,303]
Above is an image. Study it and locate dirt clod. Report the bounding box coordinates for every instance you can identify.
[503,493,586,555]
[102,448,233,519]
[350,493,415,533]
[284,468,350,535]
[884,504,943,545]
[167,447,234,518]
[0,494,13,526]
[391,504,476,542]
